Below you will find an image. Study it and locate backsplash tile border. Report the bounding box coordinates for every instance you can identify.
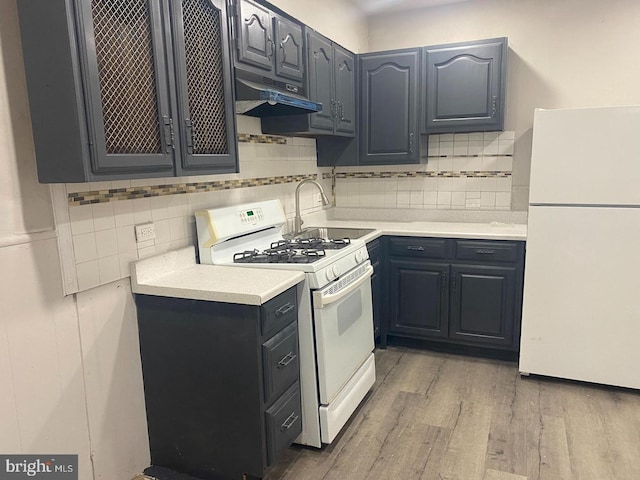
[324,171,512,179]
[67,174,318,206]
[238,133,287,144]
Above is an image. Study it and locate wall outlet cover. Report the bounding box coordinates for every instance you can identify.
[135,223,156,242]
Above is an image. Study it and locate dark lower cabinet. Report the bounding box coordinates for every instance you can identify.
[449,264,516,347]
[135,286,301,480]
[388,259,449,339]
[384,236,525,352]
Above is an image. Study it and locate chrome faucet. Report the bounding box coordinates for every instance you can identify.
[294,179,330,234]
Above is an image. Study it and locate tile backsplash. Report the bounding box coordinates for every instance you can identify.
[56,123,518,294]
[335,131,514,210]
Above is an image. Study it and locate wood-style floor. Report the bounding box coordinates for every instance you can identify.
[265,346,640,480]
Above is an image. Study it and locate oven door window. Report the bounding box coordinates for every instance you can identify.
[313,264,374,405]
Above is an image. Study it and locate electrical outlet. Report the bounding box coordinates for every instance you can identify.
[135,222,156,242]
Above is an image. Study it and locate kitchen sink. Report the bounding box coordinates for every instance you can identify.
[291,227,376,240]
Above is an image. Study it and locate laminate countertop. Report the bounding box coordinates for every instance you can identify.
[130,246,304,306]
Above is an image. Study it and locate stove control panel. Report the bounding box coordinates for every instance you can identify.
[238,207,264,224]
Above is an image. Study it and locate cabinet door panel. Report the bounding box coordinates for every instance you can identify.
[170,0,237,175]
[423,39,506,133]
[450,264,516,347]
[388,259,449,338]
[333,45,356,136]
[236,0,273,71]
[274,16,304,82]
[79,0,175,174]
[307,30,335,132]
[360,50,419,164]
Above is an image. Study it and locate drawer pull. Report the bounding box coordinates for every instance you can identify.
[406,245,425,251]
[277,352,297,368]
[275,302,295,317]
[475,249,496,255]
[280,412,299,431]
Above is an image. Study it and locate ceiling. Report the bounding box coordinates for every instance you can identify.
[350,0,473,15]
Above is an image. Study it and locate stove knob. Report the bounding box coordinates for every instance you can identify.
[332,265,342,278]
[355,250,365,263]
[326,270,336,282]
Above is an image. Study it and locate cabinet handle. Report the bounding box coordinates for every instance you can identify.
[409,132,414,153]
[277,352,297,368]
[330,99,336,119]
[441,273,447,292]
[475,249,496,255]
[267,37,275,60]
[406,245,424,251]
[162,116,174,153]
[275,302,295,317]
[339,101,344,120]
[280,412,299,431]
[185,118,194,154]
[491,96,497,118]
[451,276,457,294]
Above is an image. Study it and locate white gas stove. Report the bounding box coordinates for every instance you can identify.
[195,200,376,447]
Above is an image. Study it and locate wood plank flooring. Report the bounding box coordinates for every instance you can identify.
[265,346,640,480]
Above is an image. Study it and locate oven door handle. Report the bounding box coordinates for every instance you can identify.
[313,265,373,308]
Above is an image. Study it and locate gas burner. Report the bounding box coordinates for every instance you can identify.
[233,246,326,264]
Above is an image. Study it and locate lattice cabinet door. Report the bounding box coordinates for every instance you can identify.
[77,0,176,175]
[168,0,238,174]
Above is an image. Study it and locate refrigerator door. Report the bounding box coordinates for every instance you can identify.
[519,205,640,389]
[529,106,640,206]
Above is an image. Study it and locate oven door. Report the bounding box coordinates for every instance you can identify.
[312,262,375,405]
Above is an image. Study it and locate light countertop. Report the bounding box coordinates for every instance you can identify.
[301,209,527,242]
[131,246,304,306]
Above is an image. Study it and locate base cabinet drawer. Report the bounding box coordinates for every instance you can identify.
[265,383,302,466]
[262,322,299,403]
[261,286,297,337]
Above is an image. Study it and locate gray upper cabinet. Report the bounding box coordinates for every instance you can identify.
[235,0,273,71]
[360,49,420,165]
[333,44,356,136]
[233,0,304,88]
[422,37,507,133]
[17,0,237,183]
[261,28,356,137]
[273,16,304,83]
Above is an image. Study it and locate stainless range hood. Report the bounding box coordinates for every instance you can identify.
[234,70,322,117]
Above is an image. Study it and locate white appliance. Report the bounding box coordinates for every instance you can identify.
[195,200,376,447]
[519,106,640,389]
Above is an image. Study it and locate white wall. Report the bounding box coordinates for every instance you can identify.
[366,0,640,208]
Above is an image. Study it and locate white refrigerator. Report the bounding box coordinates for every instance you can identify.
[519,106,640,389]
